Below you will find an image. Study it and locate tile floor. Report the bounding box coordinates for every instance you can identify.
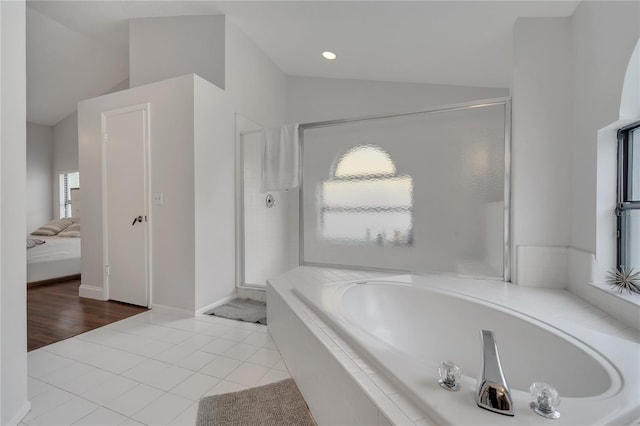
[23,310,290,426]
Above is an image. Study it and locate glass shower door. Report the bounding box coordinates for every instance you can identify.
[301,101,509,278]
[241,131,296,287]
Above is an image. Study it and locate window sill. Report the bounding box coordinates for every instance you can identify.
[588,280,640,307]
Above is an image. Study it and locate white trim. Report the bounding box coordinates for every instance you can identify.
[237,284,266,292]
[588,280,640,307]
[0,3,3,421]
[150,294,238,317]
[195,294,236,316]
[6,401,31,426]
[78,284,107,300]
[150,303,196,318]
[235,113,264,290]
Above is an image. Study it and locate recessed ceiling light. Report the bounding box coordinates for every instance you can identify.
[322,51,337,60]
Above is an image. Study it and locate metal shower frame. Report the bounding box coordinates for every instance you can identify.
[297,97,512,281]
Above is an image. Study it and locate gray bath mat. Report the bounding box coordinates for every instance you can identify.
[197,378,316,426]
[209,298,267,325]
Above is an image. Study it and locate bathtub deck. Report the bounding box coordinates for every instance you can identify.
[267,266,640,425]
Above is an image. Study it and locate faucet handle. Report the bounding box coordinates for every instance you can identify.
[438,360,461,391]
[530,382,561,419]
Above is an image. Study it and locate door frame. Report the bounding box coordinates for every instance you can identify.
[234,113,264,290]
[101,103,152,306]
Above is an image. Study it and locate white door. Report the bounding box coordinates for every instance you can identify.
[102,104,150,307]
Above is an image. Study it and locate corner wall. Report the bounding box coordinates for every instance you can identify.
[225,21,288,128]
[52,112,78,219]
[225,21,297,285]
[1,1,29,424]
[52,79,129,220]
[511,17,571,287]
[569,0,640,253]
[78,75,197,310]
[129,15,225,89]
[194,76,236,311]
[27,121,53,232]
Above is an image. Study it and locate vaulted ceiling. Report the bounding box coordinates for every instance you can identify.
[26,0,580,126]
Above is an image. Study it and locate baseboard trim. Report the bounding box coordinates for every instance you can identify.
[150,304,196,317]
[149,294,238,317]
[196,294,236,316]
[28,274,81,288]
[237,285,266,292]
[79,285,106,300]
[7,401,31,426]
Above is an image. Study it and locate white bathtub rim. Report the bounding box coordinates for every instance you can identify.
[292,274,639,425]
[333,280,622,399]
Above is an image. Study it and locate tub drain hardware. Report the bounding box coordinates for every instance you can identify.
[530,382,561,419]
[438,360,461,391]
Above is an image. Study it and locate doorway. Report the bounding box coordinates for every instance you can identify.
[236,115,298,289]
[101,104,150,307]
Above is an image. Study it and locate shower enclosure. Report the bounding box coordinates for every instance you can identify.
[300,99,511,279]
[238,130,298,288]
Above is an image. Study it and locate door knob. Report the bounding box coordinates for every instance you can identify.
[132,216,143,226]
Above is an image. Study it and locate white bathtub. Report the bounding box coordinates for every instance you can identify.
[293,275,640,425]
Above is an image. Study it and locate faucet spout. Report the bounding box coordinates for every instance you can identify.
[476,330,514,416]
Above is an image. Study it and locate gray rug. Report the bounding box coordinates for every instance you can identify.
[197,378,316,426]
[209,298,267,325]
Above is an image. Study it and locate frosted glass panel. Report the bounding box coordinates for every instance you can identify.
[321,146,414,245]
[302,103,506,277]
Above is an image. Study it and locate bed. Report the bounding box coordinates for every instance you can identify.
[27,220,81,285]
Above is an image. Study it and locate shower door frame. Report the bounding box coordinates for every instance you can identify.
[298,97,512,282]
[234,113,268,290]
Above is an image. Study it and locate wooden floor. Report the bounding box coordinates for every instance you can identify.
[27,279,148,351]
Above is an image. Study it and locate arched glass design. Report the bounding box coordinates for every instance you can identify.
[301,101,507,278]
[321,145,414,245]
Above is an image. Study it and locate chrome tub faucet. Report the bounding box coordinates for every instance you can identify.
[476,330,514,416]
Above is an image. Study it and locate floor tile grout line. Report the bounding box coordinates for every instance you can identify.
[31,349,285,406]
[31,359,204,407]
[34,339,280,387]
[27,312,285,426]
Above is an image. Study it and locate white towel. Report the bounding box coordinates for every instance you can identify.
[261,124,300,192]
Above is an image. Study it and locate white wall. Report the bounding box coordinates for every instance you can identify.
[225,21,297,282]
[569,1,640,253]
[511,18,571,286]
[1,1,29,424]
[51,79,129,219]
[194,76,236,310]
[52,112,77,217]
[225,22,289,128]
[620,40,640,120]
[53,113,78,174]
[26,121,53,232]
[287,76,509,124]
[79,75,195,309]
[507,0,639,326]
[129,15,225,89]
[79,74,234,313]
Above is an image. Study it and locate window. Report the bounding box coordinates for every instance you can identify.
[59,171,79,218]
[616,122,640,271]
[321,145,414,245]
